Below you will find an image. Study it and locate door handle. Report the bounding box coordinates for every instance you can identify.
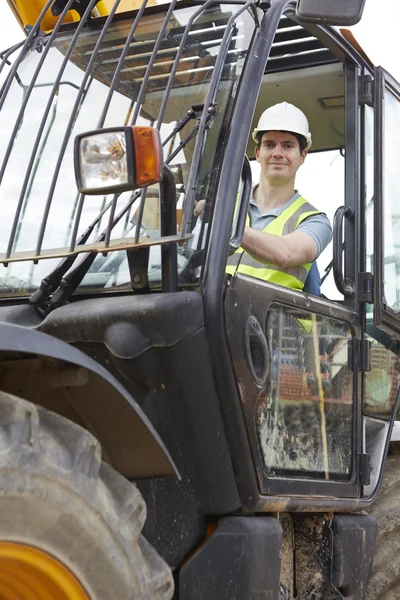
[333,205,355,297]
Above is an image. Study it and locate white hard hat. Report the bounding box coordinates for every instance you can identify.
[252,102,312,149]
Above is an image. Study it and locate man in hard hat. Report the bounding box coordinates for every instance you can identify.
[225,101,332,294]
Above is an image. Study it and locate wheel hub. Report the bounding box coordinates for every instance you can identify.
[0,541,89,599]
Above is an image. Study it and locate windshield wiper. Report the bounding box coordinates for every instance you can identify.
[31,103,217,310]
[29,192,130,306]
[49,191,142,308]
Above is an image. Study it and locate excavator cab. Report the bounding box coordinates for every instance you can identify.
[0,0,398,598]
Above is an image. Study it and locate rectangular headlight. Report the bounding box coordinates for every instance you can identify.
[74,126,163,195]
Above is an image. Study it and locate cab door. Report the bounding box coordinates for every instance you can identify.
[222,60,365,503]
[359,66,400,499]
[373,67,400,338]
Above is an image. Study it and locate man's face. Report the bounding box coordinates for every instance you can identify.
[254,131,307,184]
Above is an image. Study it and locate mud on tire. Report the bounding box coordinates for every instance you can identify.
[0,391,174,599]
[365,451,400,600]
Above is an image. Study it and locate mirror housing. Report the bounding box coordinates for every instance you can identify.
[74,126,163,195]
[296,0,366,26]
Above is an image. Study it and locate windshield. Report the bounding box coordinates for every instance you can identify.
[0,3,255,297]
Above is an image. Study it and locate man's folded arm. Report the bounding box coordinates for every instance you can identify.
[241,227,318,268]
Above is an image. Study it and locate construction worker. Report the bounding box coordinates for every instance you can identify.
[225,102,332,294]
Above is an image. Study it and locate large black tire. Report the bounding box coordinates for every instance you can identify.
[365,451,400,600]
[0,391,174,599]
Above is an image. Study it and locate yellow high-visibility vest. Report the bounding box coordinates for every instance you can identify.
[226,196,321,290]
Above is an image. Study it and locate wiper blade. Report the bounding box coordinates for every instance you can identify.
[49,189,142,308]
[167,122,200,164]
[162,103,213,146]
[29,192,129,305]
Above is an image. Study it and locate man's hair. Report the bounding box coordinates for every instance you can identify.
[255,130,307,153]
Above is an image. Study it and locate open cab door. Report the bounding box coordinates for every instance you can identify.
[220,33,366,507]
[373,67,400,338]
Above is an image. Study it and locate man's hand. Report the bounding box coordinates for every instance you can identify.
[193,199,206,219]
[241,227,318,268]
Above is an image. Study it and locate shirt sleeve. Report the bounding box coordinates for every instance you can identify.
[296,213,332,258]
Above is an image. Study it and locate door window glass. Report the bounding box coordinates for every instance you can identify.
[364,335,400,419]
[381,88,400,310]
[250,147,344,301]
[256,304,354,479]
[365,104,374,280]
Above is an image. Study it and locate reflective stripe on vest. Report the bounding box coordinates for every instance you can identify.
[226,196,321,290]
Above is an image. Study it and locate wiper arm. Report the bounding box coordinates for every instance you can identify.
[49,190,143,308]
[29,192,133,305]
[167,122,200,164]
[165,103,216,164]
[162,103,212,147]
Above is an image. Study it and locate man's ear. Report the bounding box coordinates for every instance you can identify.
[254,145,260,161]
[300,148,308,165]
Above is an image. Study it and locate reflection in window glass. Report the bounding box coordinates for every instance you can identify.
[364,335,399,419]
[383,89,400,310]
[256,305,353,479]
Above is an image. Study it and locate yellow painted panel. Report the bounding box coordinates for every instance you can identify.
[7,0,81,32]
[98,0,159,14]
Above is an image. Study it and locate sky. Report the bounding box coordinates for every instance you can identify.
[1,4,24,50]
[349,0,399,78]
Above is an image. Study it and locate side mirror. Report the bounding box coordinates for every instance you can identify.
[74,126,163,195]
[296,0,366,26]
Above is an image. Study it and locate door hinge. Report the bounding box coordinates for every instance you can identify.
[359,75,374,107]
[358,453,371,486]
[348,339,371,372]
[127,246,150,293]
[358,272,374,303]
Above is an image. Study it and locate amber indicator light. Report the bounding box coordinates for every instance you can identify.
[132,127,162,187]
